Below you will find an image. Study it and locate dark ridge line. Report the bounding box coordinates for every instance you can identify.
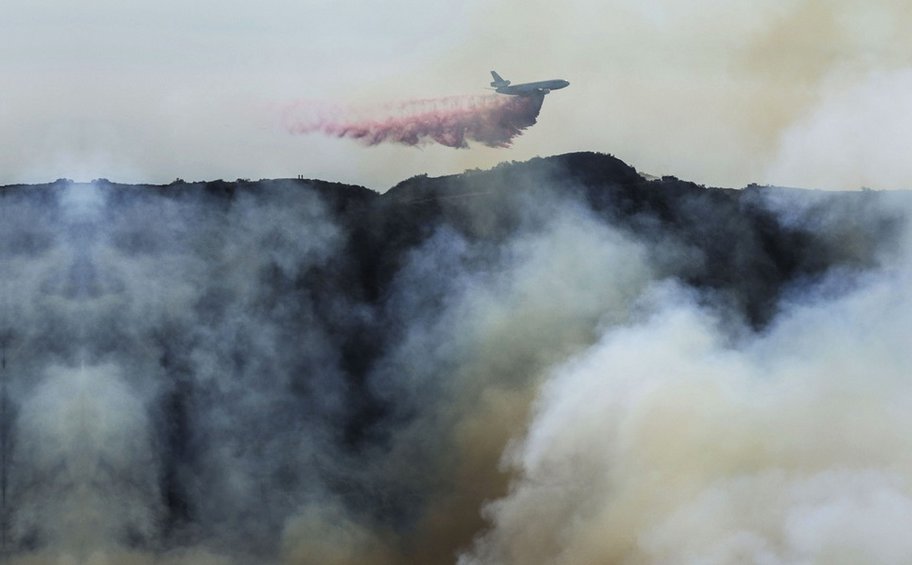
[0,151,861,195]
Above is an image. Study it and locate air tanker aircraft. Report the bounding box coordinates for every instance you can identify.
[489,71,570,95]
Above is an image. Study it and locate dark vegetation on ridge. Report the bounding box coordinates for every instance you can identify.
[9,152,887,327]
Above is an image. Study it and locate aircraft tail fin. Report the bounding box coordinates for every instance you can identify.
[490,70,510,87]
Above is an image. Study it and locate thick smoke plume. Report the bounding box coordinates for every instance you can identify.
[0,153,909,563]
[284,93,545,148]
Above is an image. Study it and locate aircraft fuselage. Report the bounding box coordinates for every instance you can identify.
[495,79,570,96]
[489,71,569,96]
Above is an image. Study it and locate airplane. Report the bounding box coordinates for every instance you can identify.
[489,71,569,96]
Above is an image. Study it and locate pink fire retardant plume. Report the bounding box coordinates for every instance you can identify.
[284,93,546,148]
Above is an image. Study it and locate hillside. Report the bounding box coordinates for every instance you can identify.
[0,152,908,563]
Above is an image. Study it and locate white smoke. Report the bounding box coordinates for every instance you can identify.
[461,195,912,564]
[11,363,161,559]
[766,68,912,190]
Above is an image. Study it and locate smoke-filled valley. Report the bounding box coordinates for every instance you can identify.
[1,152,911,564]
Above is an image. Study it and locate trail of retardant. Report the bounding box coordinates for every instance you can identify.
[284,93,545,148]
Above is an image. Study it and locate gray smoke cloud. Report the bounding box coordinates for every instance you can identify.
[0,159,908,564]
[1,180,352,562]
[461,191,912,564]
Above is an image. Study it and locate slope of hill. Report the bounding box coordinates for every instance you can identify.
[0,153,908,563]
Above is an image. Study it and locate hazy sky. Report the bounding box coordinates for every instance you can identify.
[3,0,912,190]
